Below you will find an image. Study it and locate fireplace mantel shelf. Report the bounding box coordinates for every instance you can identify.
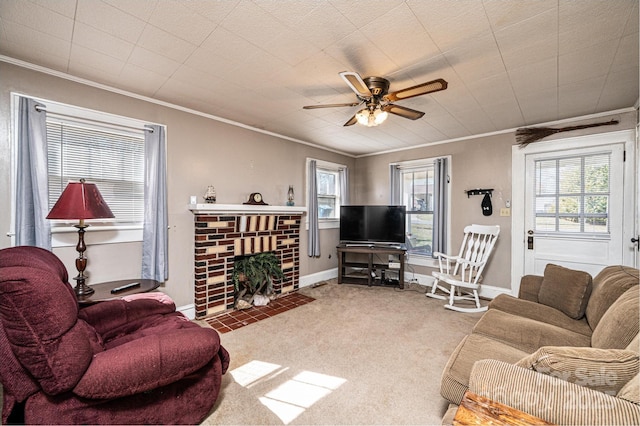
[189,203,307,215]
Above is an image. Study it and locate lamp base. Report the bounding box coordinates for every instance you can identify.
[73,276,95,297]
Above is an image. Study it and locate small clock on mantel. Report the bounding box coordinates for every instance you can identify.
[244,192,268,205]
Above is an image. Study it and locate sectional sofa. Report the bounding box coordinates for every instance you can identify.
[440,264,640,425]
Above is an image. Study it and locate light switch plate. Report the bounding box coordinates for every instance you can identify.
[500,208,511,217]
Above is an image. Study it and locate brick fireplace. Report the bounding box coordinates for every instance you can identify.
[189,204,306,319]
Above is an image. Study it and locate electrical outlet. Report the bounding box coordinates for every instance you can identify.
[500,208,511,217]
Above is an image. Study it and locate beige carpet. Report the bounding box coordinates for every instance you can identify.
[202,280,483,425]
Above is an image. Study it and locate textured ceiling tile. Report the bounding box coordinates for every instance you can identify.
[29,0,78,18]
[260,27,321,66]
[558,39,618,85]
[73,22,134,62]
[330,0,406,28]
[558,76,606,117]
[323,30,396,77]
[482,99,526,129]
[69,44,126,75]
[0,19,71,61]
[407,0,484,30]
[136,25,196,63]
[76,0,146,43]
[102,0,159,21]
[483,0,557,30]
[494,9,558,68]
[148,0,216,45]
[127,46,181,76]
[359,2,439,70]
[0,37,69,72]
[0,0,74,40]
[220,1,283,48]
[518,87,558,124]
[610,33,639,73]
[118,63,169,96]
[509,57,558,97]
[558,1,633,53]
[597,67,639,111]
[296,4,358,50]
[0,0,637,156]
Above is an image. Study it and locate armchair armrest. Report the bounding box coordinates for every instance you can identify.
[469,359,640,425]
[518,275,544,302]
[78,293,176,336]
[73,327,220,399]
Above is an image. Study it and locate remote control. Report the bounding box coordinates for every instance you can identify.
[110,282,141,294]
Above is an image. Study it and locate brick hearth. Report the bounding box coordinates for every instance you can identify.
[190,204,305,319]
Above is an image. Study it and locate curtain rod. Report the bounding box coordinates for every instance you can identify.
[33,104,154,133]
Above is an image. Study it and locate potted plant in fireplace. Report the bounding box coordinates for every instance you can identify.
[232,252,284,309]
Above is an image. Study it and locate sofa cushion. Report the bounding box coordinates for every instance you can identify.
[440,333,528,405]
[473,309,591,353]
[586,266,639,330]
[515,346,639,396]
[592,286,640,349]
[618,373,640,404]
[489,294,592,336]
[538,264,592,319]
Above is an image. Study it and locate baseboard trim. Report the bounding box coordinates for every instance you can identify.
[177,303,196,320]
[404,272,510,299]
[299,268,338,288]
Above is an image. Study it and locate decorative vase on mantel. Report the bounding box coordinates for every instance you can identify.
[204,185,216,203]
[286,185,295,206]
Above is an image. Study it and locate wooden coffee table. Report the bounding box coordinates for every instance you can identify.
[77,279,160,304]
[454,390,553,425]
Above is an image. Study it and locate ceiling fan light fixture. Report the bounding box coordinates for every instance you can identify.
[373,108,388,125]
[356,106,388,127]
[356,108,370,126]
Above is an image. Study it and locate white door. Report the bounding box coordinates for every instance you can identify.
[512,130,636,295]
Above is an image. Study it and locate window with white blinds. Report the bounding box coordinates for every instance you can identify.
[534,152,610,234]
[46,119,145,225]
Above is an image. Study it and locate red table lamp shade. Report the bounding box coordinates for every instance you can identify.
[47,179,114,220]
[46,179,114,297]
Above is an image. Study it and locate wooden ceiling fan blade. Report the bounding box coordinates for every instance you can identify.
[343,115,358,126]
[303,102,360,109]
[340,71,372,98]
[382,104,425,120]
[384,78,448,102]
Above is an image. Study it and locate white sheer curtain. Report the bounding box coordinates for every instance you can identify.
[307,160,321,257]
[389,164,401,204]
[142,125,168,282]
[432,158,448,256]
[15,96,51,249]
[339,167,350,205]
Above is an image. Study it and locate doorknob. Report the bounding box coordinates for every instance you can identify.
[527,230,534,250]
[632,236,639,251]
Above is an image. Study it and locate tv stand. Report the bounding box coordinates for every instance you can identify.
[337,245,405,288]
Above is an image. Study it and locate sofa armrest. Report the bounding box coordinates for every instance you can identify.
[78,293,176,336]
[73,327,220,399]
[469,359,640,425]
[518,275,543,302]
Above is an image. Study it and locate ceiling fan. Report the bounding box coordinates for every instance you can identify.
[303,71,448,127]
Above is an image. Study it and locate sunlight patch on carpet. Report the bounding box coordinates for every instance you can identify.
[230,360,284,387]
[260,371,347,424]
[232,360,347,425]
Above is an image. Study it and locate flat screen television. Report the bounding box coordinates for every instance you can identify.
[339,205,406,245]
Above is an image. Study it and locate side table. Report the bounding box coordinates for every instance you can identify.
[77,279,160,304]
[453,390,553,425]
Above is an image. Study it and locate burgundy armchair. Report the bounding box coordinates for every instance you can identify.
[0,246,230,424]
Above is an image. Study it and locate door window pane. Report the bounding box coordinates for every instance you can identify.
[534,153,610,234]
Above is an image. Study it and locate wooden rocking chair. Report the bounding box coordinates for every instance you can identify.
[426,224,500,312]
